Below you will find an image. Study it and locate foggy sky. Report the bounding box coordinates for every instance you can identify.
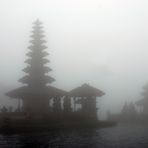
[0,0,148,116]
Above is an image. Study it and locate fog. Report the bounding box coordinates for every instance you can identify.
[0,0,148,117]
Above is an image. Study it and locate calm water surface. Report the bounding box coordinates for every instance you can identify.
[0,124,148,148]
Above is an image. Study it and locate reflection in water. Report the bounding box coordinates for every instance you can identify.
[18,129,98,148]
[0,129,98,148]
[0,134,20,148]
[0,125,148,148]
[18,133,50,148]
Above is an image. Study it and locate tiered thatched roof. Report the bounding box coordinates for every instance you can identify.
[69,83,105,97]
[6,86,67,99]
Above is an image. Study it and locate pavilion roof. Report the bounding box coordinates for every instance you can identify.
[6,86,67,99]
[68,83,105,97]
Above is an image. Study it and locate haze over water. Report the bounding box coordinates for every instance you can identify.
[0,0,148,116]
[0,125,147,148]
[0,1,148,147]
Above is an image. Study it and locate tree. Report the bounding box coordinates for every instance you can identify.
[121,102,129,115]
[136,83,148,114]
[121,102,137,122]
[128,102,137,116]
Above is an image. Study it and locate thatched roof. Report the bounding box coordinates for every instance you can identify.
[19,75,55,84]
[68,83,105,97]
[6,86,67,99]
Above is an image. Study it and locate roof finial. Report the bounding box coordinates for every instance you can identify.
[34,19,42,25]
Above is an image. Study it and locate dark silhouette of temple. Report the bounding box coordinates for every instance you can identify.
[5,20,105,124]
[68,84,105,121]
[6,20,66,116]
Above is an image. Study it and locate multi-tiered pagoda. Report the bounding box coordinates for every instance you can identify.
[6,20,66,116]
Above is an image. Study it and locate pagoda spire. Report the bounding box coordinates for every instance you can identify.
[19,20,55,88]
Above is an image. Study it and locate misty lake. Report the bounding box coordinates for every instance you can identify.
[0,124,147,148]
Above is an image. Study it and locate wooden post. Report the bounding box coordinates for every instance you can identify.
[73,97,76,112]
[18,98,21,112]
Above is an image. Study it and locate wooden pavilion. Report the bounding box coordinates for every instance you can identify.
[68,83,105,121]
